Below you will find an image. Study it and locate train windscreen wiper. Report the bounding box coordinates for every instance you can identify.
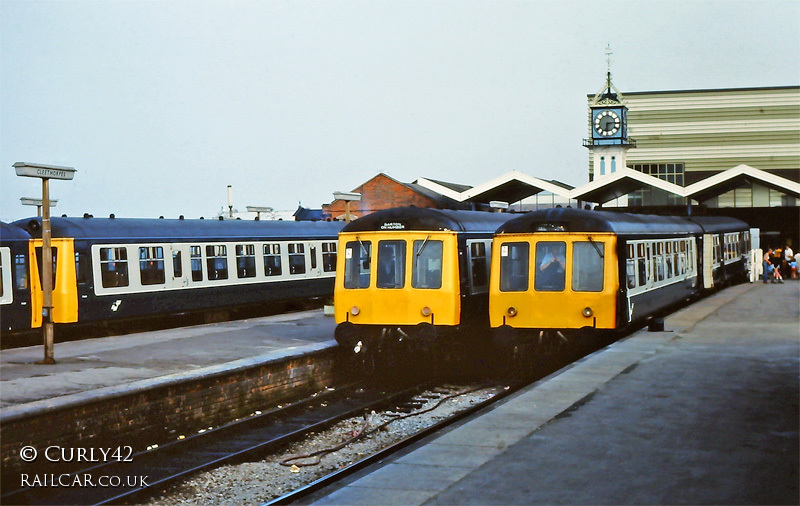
[588,236,604,258]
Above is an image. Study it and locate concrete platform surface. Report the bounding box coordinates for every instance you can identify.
[309,282,799,506]
[0,310,336,417]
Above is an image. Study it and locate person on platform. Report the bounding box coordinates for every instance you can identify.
[763,248,774,283]
[782,243,794,279]
[773,262,784,283]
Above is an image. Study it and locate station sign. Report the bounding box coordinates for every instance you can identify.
[14,162,76,180]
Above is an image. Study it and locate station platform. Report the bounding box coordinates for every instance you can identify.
[0,309,337,420]
[307,282,800,505]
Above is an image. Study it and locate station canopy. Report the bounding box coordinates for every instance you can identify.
[414,171,573,205]
[415,165,800,206]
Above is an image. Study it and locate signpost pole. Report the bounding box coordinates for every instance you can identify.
[14,162,76,365]
[40,177,55,364]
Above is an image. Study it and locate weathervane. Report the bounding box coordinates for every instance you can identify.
[592,44,624,106]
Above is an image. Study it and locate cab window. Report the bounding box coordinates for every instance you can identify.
[499,242,529,292]
[534,241,566,292]
[572,241,604,292]
[377,240,406,289]
[412,239,442,289]
[344,240,371,289]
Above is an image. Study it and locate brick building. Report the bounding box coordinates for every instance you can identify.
[322,173,470,220]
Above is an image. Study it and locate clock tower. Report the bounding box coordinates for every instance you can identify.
[584,47,635,181]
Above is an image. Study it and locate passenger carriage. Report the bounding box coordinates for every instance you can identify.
[0,222,33,334]
[489,208,749,362]
[4,216,344,336]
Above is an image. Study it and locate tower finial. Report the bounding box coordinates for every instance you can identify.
[605,44,613,75]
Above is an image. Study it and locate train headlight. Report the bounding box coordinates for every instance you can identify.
[507,306,517,317]
[350,306,360,316]
[421,306,432,317]
[354,341,363,354]
[582,307,594,318]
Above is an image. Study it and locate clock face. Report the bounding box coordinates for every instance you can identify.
[594,110,621,136]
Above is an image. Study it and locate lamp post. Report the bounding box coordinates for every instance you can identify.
[20,197,58,217]
[14,162,76,364]
[246,206,273,220]
[332,192,361,223]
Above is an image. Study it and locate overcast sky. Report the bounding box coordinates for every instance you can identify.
[1,0,798,221]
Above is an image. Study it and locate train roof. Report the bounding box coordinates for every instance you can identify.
[0,221,32,242]
[687,216,750,233]
[11,217,345,242]
[495,208,747,237]
[340,207,516,233]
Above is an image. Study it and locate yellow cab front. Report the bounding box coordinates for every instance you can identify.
[335,231,461,327]
[490,233,619,330]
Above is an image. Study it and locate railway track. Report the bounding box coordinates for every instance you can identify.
[1,382,432,505]
[3,323,621,505]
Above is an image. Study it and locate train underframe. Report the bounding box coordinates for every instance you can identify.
[334,321,496,378]
[491,325,616,377]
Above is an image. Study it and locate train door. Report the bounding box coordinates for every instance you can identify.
[701,234,715,289]
[645,242,654,288]
[308,242,322,277]
[30,238,78,326]
[0,247,12,307]
[170,244,192,287]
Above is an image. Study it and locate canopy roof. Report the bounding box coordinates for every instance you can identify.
[418,165,798,205]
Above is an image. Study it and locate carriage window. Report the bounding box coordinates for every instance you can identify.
[139,246,165,285]
[263,244,282,276]
[173,250,183,278]
[500,242,529,292]
[288,243,306,275]
[573,242,604,292]
[535,241,566,292]
[470,242,488,289]
[344,240,371,289]
[206,245,228,280]
[236,244,256,278]
[15,254,28,290]
[626,244,636,289]
[377,240,406,289]
[310,246,317,270]
[190,246,203,281]
[75,252,90,284]
[322,242,337,272]
[100,247,129,288]
[412,239,443,289]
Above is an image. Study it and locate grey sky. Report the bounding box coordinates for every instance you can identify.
[1,0,798,221]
